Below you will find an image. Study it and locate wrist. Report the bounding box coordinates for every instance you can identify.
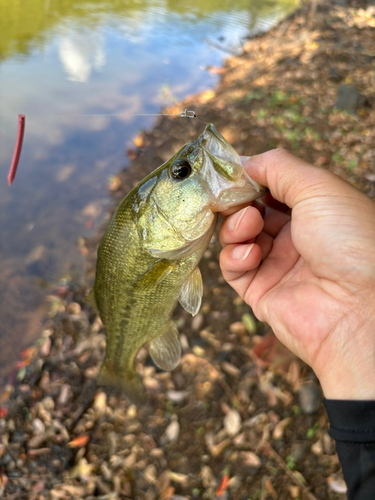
[317,352,375,401]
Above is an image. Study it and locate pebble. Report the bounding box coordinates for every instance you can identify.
[323,432,333,455]
[69,458,94,481]
[233,432,245,446]
[144,464,157,484]
[28,433,48,449]
[298,382,321,414]
[223,409,242,437]
[57,384,71,407]
[221,362,241,378]
[311,439,323,456]
[39,371,50,391]
[289,485,301,498]
[100,461,112,482]
[41,396,54,412]
[228,476,242,491]
[229,322,247,335]
[40,337,51,357]
[66,302,82,315]
[327,478,347,494]
[123,434,136,447]
[166,390,189,403]
[200,465,216,489]
[240,451,261,471]
[93,391,107,415]
[123,452,137,470]
[179,334,189,350]
[163,415,180,443]
[109,455,124,469]
[127,405,137,419]
[221,342,234,352]
[191,313,204,331]
[272,417,292,440]
[143,376,160,391]
[169,472,188,486]
[335,84,366,112]
[156,469,171,493]
[32,418,45,435]
[192,345,205,357]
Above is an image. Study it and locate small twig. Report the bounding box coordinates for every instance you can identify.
[67,379,97,431]
[261,476,267,500]
[3,493,29,499]
[262,443,318,500]
[8,115,25,186]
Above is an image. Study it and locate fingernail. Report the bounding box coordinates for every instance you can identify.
[240,155,252,164]
[227,207,249,231]
[232,244,254,260]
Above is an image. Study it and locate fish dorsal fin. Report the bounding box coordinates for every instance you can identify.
[134,259,177,292]
[179,267,203,317]
[84,288,97,309]
[149,322,181,371]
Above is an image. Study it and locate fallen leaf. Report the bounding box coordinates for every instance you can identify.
[68,435,90,448]
[216,474,230,497]
[265,478,277,499]
[133,133,144,147]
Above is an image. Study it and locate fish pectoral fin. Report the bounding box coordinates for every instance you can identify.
[98,360,146,405]
[149,322,181,371]
[148,229,213,261]
[179,266,203,316]
[134,259,177,292]
[84,288,97,310]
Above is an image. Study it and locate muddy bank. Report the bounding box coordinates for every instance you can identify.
[1,1,375,498]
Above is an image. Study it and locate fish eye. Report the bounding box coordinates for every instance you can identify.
[171,160,192,180]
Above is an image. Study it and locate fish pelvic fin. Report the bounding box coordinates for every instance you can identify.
[179,266,203,316]
[98,361,147,406]
[84,288,97,310]
[149,321,181,371]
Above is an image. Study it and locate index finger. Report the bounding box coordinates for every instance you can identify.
[242,149,351,209]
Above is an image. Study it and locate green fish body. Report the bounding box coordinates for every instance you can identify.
[88,124,267,403]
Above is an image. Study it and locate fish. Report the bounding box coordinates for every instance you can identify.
[86,123,267,403]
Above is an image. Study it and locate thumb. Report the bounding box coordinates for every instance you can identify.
[241,149,351,209]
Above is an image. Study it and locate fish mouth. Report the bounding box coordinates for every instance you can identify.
[208,169,268,212]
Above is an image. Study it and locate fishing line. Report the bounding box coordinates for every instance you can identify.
[7,109,207,186]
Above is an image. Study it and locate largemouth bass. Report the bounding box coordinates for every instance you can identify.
[87,123,267,403]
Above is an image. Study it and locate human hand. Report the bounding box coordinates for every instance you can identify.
[219,149,375,400]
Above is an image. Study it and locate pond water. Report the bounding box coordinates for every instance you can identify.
[0,0,298,384]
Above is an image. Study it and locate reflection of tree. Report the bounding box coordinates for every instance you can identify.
[0,0,299,61]
[166,0,298,16]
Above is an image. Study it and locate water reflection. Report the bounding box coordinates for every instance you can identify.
[59,29,105,82]
[0,0,298,384]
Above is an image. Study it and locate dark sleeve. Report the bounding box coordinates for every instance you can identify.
[324,399,375,500]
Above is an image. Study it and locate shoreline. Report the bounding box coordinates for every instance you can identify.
[1,1,374,498]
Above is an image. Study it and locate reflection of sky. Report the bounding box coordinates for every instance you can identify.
[59,28,106,82]
[0,1,291,382]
